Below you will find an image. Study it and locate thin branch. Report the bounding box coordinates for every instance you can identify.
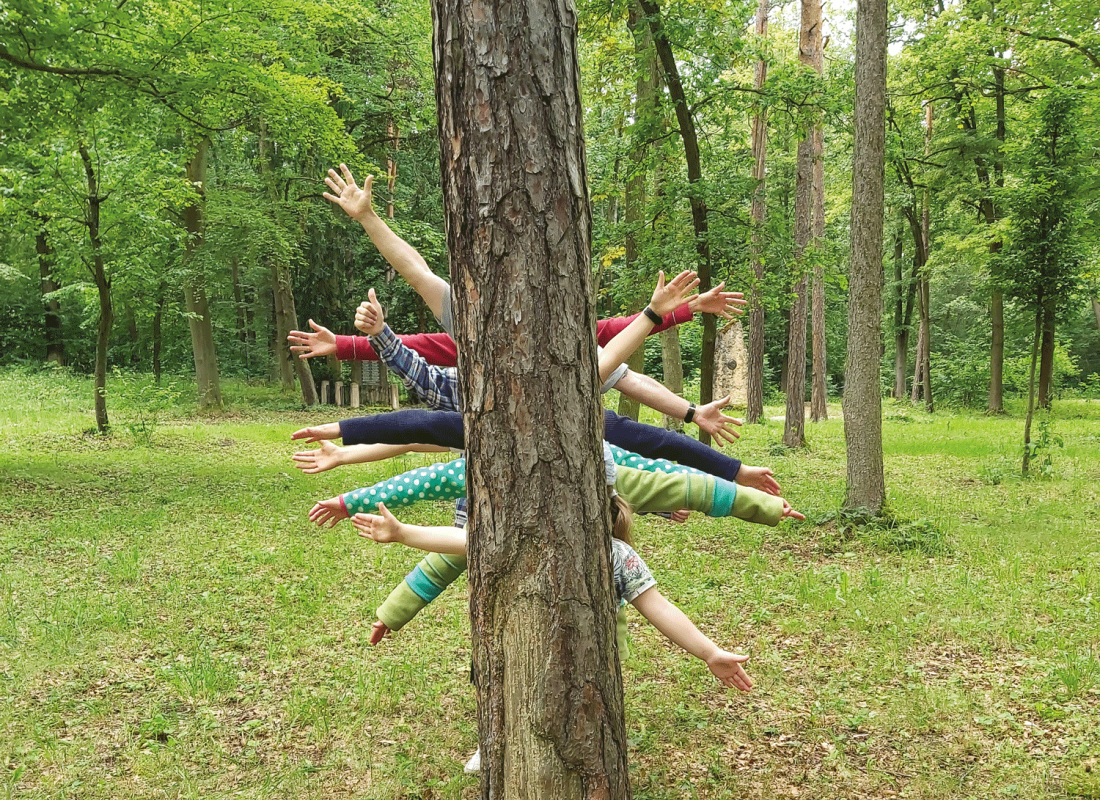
[1006,27,1100,69]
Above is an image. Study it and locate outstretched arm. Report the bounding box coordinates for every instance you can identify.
[351,502,468,555]
[612,374,743,446]
[598,271,699,384]
[292,440,449,474]
[290,422,342,443]
[323,164,449,320]
[288,319,337,360]
[630,587,753,692]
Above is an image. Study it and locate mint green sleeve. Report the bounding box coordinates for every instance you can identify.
[341,458,467,516]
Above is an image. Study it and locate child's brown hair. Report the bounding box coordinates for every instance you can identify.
[610,493,634,546]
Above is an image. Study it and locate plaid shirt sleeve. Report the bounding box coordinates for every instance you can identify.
[369,324,462,412]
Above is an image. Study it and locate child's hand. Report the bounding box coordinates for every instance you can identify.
[692,394,742,445]
[309,496,349,527]
[688,281,746,319]
[735,465,782,496]
[322,164,376,223]
[780,500,805,521]
[706,650,753,691]
[369,620,391,645]
[288,319,336,360]
[351,502,403,543]
[290,423,341,443]
[354,287,385,336]
[668,509,691,523]
[648,270,700,317]
[292,441,343,474]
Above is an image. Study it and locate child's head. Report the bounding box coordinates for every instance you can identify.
[610,493,634,546]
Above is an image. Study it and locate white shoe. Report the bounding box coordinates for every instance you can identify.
[463,748,481,774]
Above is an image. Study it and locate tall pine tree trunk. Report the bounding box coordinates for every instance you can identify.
[808,5,828,423]
[746,0,770,424]
[432,0,631,794]
[843,0,887,513]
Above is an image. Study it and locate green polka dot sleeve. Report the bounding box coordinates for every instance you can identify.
[608,444,705,477]
[341,458,468,516]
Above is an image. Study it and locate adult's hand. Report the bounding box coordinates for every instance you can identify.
[288,319,336,360]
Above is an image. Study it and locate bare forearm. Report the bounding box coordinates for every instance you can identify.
[631,588,719,663]
[340,443,448,466]
[614,370,690,419]
[395,523,468,555]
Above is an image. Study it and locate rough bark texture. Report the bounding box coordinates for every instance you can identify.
[745,0,769,424]
[430,0,631,796]
[986,66,1007,414]
[616,348,644,421]
[183,139,222,409]
[79,143,112,433]
[639,0,715,444]
[842,0,887,513]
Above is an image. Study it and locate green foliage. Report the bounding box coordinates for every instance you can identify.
[814,507,948,555]
[109,371,184,445]
[1024,415,1064,479]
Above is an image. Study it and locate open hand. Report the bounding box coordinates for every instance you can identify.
[689,282,746,319]
[649,270,701,317]
[309,496,349,527]
[288,319,337,360]
[351,502,403,544]
[707,650,753,691]
[735,465,782,496]
[322,164,376,223]
[292,440,343,474]
[692,394,742,445]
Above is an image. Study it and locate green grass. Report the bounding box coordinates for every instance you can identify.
[2,369,1098,799]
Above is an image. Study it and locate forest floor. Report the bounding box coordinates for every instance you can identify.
[1,369,1098,800]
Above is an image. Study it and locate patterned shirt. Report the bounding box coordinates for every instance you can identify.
[369,324,462,412]
[611,538,656,604]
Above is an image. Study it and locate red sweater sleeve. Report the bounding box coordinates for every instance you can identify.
[334,332,458,367]
[595,303,693,346]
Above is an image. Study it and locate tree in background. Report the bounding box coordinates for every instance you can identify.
[998,90,1086,473]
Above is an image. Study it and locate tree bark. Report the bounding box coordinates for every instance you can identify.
[431,0,631,795]
[1037,297,1056,409]
[182,137,222,408]
[843,0,887,513]
[639,0,715,444]
[986,65,1007,414]
[79,143,112,433]
[746,0,770,424]
[1093,297,1100,333]
[616,348,644,421]
[35,214,66,366]
[806,0,828,423]
[660,327,685,431]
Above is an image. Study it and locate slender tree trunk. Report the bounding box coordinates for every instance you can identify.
[432,0,630,795]
[660,328,685,431]
[152,282,166,384]
[891,225,908,398]
[183,137,222,408]
[616,348,644,420]
[640,0,715,444]
[746,0,770,424]
[1037,297,1056,410]
[79,143,112,433]
[1022,305,1042,476]
[806,0,828,423]
[987,65,1007,414]
[843,0,887,513]
[1093,297,1100,333]
[231,257,248,345]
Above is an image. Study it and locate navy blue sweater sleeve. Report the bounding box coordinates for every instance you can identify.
[602,409,741,482]
[338,410,465,450]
